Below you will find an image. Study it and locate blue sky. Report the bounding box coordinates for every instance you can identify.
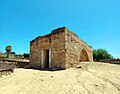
[0,0,120,58]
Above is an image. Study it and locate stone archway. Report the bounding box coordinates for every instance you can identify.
[80,49,89,62]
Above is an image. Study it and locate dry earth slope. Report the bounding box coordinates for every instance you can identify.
[0,62,120,94]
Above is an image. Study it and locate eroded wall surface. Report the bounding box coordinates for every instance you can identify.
[30,27,93,69]
[30,27,66,69]
[65,28,93,68]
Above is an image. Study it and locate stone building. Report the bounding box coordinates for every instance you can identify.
[30,27,93,69]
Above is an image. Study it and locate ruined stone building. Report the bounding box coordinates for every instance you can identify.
[30,27,93,69]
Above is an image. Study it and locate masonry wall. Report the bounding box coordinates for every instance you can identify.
[0,53,15,59]
[30,27,93,69]
[64,28,93,68]
[99,59,120,65]
[51,29,66,69]
[30,28,66,69]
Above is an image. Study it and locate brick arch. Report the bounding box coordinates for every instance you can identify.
[80,49,89,62]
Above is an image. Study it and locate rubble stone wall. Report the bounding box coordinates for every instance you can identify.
[30,27,93,69]
[65,28,93,68]
[0,53,15,59]
[30,27,66,69]
[99,59,120,65]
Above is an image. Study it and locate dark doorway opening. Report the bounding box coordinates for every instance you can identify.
[44,50,49,68]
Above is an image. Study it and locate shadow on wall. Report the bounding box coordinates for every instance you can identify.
[80,49,89,62]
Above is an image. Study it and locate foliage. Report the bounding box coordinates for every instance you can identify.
[93,49,113,61]
[23,53,30,59]
[11,52,16,54]
[5,46,12,52]
[5,46,12,58]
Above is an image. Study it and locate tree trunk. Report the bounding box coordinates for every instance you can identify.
[7,51,10,58]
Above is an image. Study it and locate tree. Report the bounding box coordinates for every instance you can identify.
[93,49,113,61]
[5,46,12,58]
[23,53,29,59]
[11,52,16,54]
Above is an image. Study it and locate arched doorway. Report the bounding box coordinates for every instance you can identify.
[80,49,89,62]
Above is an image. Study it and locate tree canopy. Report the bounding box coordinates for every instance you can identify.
[5,45,12,58]
[23,53,29,59]
[5,46,12,52]
[93,49,113,61]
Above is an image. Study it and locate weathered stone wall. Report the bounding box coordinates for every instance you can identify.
[0,62,15,72]
[64,28,93,68]
[30,27,93,69]
[0,53,15,59]
[30,27,66,69]
[51,28,66,69]
[99,59,120,65]
[0,62,15,77]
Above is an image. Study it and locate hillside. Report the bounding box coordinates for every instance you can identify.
[0,62,120,94]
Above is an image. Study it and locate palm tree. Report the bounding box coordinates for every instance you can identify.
[5,46,12,58]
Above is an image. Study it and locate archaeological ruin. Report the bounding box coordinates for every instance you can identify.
[30,27,93,69]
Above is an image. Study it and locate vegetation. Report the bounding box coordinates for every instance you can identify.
[5,46,12,58]
[93,49,113,61]
[23,53,30,60]
[11,52,16,54]
[1,46,30,60]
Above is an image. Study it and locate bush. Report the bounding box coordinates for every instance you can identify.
[93,49,113,61]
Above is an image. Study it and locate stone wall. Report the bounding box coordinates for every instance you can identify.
[30,27,93,69]
[99,59,120,65]
[64,28,93,68]
[0,53,15,59]
[30,27,66,69]
[0,62,15,77]
[51,28,66,69]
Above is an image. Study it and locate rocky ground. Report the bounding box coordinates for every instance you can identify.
[0,62,120,94]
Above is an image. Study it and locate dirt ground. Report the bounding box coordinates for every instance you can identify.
[0,62,120,94]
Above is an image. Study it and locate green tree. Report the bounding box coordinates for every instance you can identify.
[23,53,29,59]
[5,46,12,58]
[93,49,113,61]
[11,52,16,54]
